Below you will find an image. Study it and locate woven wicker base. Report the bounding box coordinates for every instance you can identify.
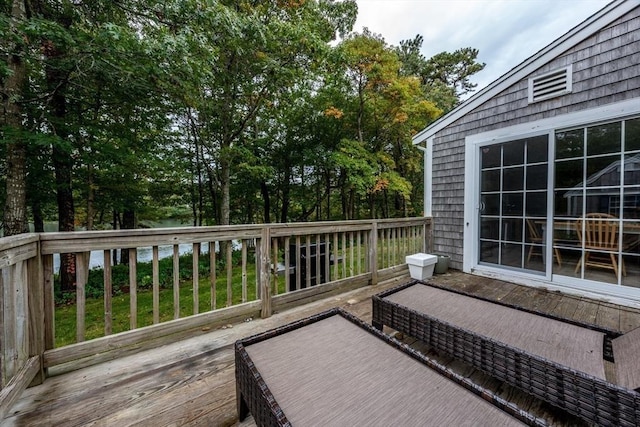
[235,308,546,426]
[372,280,640,426]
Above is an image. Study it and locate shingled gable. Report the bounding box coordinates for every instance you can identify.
[412,0,637,146]
[414,0,640,307]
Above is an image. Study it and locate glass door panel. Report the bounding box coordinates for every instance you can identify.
[555,118,640,286]
[479,135,548,273]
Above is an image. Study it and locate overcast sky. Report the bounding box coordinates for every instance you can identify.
[353,0,611,92]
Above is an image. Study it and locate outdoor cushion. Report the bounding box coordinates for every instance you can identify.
[382,283,606,379]
[372,280,640,427]
[612,325,640,391]
[235,308,545,426]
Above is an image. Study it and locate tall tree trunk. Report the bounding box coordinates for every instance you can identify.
[204,163,219,224]
[112,210,120,266]
[120,209,135,265]
[45,8,76,290]
[50,81,76,290]
[260,181,271,224]
[53,143,76,289]
[87,164,95,230]
[279,163,291,223]
[189,111,205,226]
[31,199,44,233]
[220,152,231,226]
[325,169,331,221]
[4,140,27,235]
[2,0,28,237]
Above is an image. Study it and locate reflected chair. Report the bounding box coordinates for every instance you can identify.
[575,213,626,278]
[526,219,562,267]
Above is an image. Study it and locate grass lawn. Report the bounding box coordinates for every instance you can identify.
[55,267,262,347]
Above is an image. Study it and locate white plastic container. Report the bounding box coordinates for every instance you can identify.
[405,253,438,280]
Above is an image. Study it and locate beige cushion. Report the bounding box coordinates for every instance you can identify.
[612,325,640,391]
[385,285,606,379]
[246,315,526,426]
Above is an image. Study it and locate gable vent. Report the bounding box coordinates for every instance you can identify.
[528,65,573,103]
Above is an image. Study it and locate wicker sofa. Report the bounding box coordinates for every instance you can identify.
[372,280,640,427]
[235,308,546,426]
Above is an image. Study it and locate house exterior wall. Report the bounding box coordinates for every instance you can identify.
[431,6,640,270]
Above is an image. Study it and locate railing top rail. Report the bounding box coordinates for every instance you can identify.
[0,233,39,251]
[14,217,432,254]
[39,225,265,254]
[0,233,39,268]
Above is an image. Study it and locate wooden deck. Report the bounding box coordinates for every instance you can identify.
[5,271,640,426]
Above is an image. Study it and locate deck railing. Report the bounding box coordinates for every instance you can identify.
[0,217,431,419]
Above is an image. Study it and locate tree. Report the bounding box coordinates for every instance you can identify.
[323,30,441,219]
[182,0,357,226]
[1,0,28,236]
[396,35,485,112]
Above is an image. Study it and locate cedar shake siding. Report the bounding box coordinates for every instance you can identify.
[430,5,640,270]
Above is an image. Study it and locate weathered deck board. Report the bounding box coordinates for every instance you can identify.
[5,271,640,427]
[549,294,581,320]
[571,298,600,325]
[595,303,621,331]
[620,307,640,331]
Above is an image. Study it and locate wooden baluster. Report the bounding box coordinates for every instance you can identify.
[210,241,217,310]
[296,235,301,290]
[273,238,279,295]
[76,252,87,342]
[349,232,354,277]
[104,250,113,333]
[226,241,233,307]
[129,249,137,330]
[193,243,200,315]
[284,237,290,292]
[324,233,331,283]
[333,233,339,281]
[369,222,378,285]
[316,234,321,284]
[242,240,248,303]
[260,227,272,318]
[173,245,180,320]
[151,247,159,324]
[357,231,362,275]
[43,254,55,350]
[305,235,311,289]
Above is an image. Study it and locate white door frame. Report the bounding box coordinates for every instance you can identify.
[461,98,640,305]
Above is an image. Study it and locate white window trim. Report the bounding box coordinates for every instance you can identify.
[463,98,640,306]
[416,140,433,217]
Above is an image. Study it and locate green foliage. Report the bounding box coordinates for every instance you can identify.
[1,0,486,230]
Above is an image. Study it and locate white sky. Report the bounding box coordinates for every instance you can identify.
[353,0,612,92]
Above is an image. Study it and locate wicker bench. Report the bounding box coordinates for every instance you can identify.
[235,308,546,426]
[372,280,640,426]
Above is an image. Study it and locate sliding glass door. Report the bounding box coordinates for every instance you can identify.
[477,116,640,289]
[554,118,640,287]
[478,135,549,273]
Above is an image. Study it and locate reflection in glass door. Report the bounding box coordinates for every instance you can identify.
[479,135,549,272]
[554,117,640,287]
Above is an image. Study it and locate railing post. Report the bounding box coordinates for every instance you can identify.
[42,254,55,351]
[369,221,378,286]
[260,226,272,318]
[27,245,45,385]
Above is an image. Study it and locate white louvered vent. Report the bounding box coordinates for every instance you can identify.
[528,65,573,103]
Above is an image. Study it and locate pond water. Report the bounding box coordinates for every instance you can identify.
[53,242,214,272]
[35,220,237,273]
